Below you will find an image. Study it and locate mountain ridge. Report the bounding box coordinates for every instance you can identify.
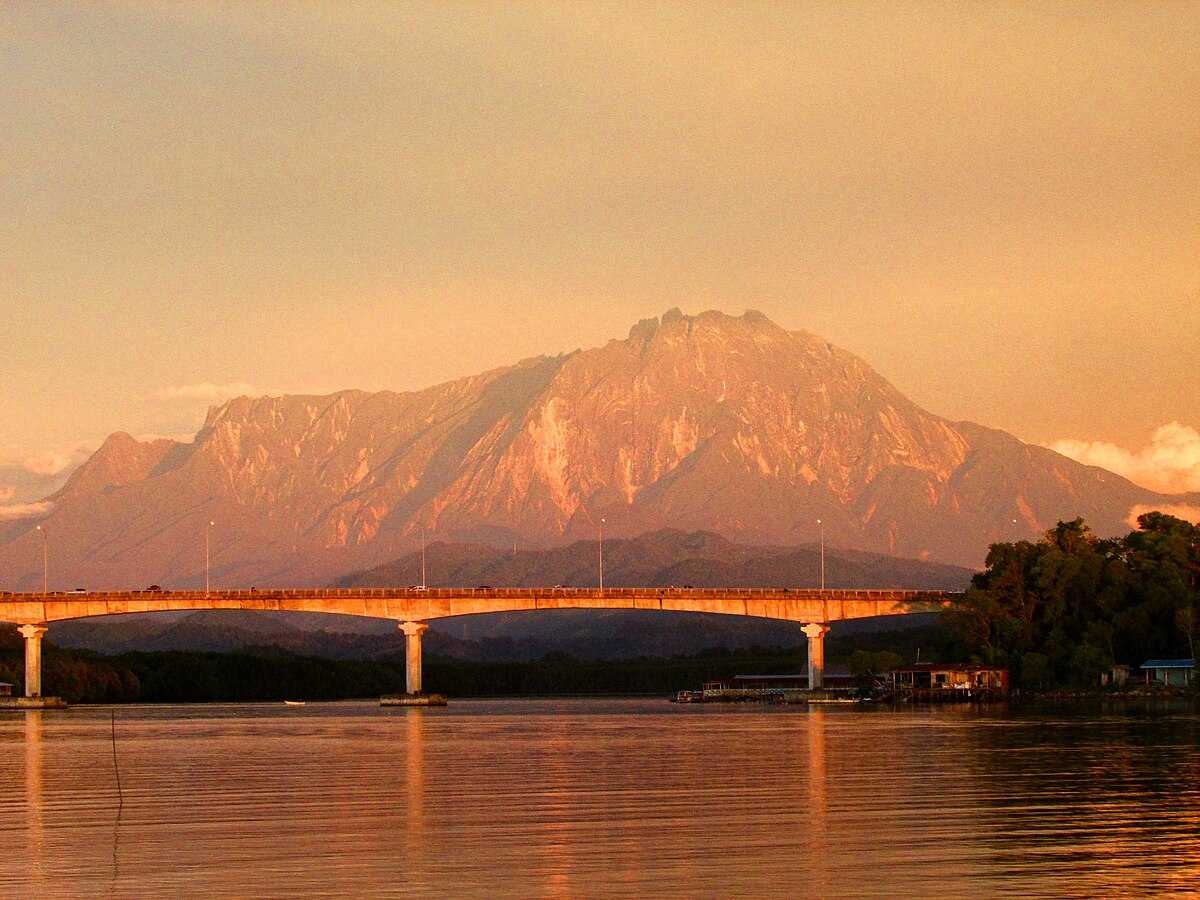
[2,308,1192,589]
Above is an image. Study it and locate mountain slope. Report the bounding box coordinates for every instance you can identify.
[1,309,1192,589]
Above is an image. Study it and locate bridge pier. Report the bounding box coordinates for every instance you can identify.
[399,622,429,694]
[17,625,48,698]
[802,623,831,690]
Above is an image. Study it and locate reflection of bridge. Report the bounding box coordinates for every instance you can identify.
[0,587,951,698]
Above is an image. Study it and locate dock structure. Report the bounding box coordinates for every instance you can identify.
[381,694,448,707]
[0,586,951,701]
[672,673,857,704]
[888,663,1009,701]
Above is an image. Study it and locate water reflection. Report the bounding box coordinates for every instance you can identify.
[397,707,427,892]
[526,715,579,898]
[0,699,1197,897]
[24,711,44,887]
[806,707,828,857]
[960,703,1200,891]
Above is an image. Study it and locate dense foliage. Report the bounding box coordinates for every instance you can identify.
[947,513,1199,689]
[0,628,140,703]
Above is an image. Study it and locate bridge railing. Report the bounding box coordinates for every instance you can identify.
[2,586,955,601]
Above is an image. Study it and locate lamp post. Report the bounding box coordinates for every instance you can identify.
[599,517,605,595]
[420,524,427,590]
[35,524,47,593]
[817,518,825,592]
[206,520,214,595]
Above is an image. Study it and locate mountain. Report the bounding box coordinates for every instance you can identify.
[2,308,1192,589]
[332,528,973,592]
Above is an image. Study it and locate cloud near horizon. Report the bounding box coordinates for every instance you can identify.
[0,443,96,505]
[1,445,92,477]
[1125,503,1200,529]
[0,500,54,521]
[1050,422,1200,495]
[152,382,268,401]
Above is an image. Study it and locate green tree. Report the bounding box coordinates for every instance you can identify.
[949,514,1200,690]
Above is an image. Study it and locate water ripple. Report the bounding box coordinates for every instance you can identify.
[1,699,1197,897]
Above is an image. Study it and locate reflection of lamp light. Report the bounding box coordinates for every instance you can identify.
[817,519,825,591]
[35,524,47,593]
[206,521,215,595]
[599,517,605,594]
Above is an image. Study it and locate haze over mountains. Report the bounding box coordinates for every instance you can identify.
[3,309,1192,591]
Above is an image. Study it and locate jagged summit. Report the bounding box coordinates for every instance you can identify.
[53,432,178,501]
[1,309,1185,589]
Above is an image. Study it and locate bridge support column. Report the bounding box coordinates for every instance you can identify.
[802,623,830,690]
[399,622,429,695]
[18,625,48,698]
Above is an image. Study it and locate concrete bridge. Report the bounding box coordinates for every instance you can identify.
[0,587,952,699]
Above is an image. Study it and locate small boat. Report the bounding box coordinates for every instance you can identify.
[283,700,305,706]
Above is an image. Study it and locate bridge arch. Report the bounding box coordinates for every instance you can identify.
[1,587,952,699]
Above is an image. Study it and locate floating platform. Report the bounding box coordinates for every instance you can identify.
[672,688,855,705]
[0,696,68,709]
[381,694,447,707]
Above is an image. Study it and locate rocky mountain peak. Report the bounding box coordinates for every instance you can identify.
[3,309,1188,589]
[53,432,178,501]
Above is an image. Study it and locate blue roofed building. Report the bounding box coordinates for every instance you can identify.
[1140,660,1195,688]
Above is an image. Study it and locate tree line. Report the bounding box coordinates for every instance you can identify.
[0,628,952,703]
[946,512,1198,689]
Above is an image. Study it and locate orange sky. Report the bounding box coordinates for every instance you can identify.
[2,2,1197,504]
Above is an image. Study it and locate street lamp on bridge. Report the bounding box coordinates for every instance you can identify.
[599,517,605,595]
[206,520,215,596]
[817,518,825,592]
[35,524,47,593]
[420,523,427,590]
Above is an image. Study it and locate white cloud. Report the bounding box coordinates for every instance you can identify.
[1126,503,1200,529]
[0,443,94,477]
[153,381,266,401]
[1050,422,1200,494]
[0,443,95,503]
[0,501,54,521]
[21,449,83,476]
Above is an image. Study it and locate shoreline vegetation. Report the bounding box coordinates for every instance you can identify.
[2,513,1195,705]
[944,512,1198,691]
[2,635,1195,707]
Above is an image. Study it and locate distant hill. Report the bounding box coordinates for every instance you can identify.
[6,308,1187,590]
[47,529,965,660]
[332,527,973,591]
[46,606,943,663]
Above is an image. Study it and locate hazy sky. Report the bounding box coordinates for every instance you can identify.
[3,2,1198,505]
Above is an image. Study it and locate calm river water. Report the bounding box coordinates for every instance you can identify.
[2,698,1198,898]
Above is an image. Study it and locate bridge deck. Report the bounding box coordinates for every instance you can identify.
[0,587,952,626]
